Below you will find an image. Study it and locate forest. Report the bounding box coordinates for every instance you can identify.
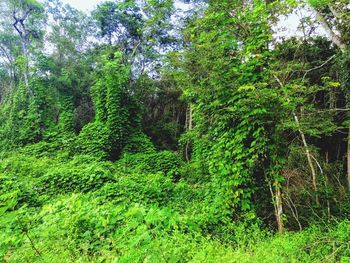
[0,0,350,261]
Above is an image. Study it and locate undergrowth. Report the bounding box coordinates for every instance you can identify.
[0,152,349,262]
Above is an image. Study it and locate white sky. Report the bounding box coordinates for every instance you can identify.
[60,0,104,12]
[274,8,325,40]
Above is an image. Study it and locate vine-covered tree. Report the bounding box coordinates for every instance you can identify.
[0,0,350,261]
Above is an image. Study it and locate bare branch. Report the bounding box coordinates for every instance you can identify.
[302,54,336,81]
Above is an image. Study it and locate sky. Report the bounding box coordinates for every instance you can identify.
[60,0,104,12]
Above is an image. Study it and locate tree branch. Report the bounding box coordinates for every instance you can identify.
[312,8,346,51]
[302,54,336,81]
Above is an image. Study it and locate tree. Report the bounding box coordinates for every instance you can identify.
[307,0,350,187]
[171,0,290,231]
[42,0,95,134]
[92,0,176,76]
[7,0,45,94]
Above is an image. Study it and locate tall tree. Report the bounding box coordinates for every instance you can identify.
[92,0,176,76]
[173,0,290,231]
[6,0,45,94]
[307,0,350,187]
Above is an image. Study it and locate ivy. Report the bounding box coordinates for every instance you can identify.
[78,50,153,160]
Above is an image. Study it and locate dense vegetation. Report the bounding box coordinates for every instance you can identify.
[0,0,350,262]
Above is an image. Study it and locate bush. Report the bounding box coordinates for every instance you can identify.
[122,131,156,155]
[95,172,178,208]
[39,161,115,194]
[117,151,184,179]
[0,154,51,212]
[1,152,350,263]
[76,122,111,160]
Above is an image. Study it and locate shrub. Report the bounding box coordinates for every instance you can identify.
[122,131,156,155]
[1,153,350,263]
[117,151,184,179]
[76,122,111,160]
[39,161,115,194]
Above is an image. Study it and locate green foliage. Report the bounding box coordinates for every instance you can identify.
[122,131,156,154]
[85,50,141,160]
[117,151,184,180]
[0,152,350,262]
[40,162,115,194]
[76,49,157,160]
[57,96,75,134]
[0,0,350,261]
[76,122,111,161]
[308,0,332,8]
[175,0,288,223]
[339,49,350,107]
[0,83,43,149]
[104,54,131,157]
[0,155,50,213]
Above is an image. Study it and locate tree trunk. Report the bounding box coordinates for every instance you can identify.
[13,11,34,96]
[348,132,350,188]
[188,104,193,130]
[267,177,284,233]
[184,104,193,162]
[293,111,319,205]
[21,41,31,93]
[275,183,284,233]
[313,8,346,51]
